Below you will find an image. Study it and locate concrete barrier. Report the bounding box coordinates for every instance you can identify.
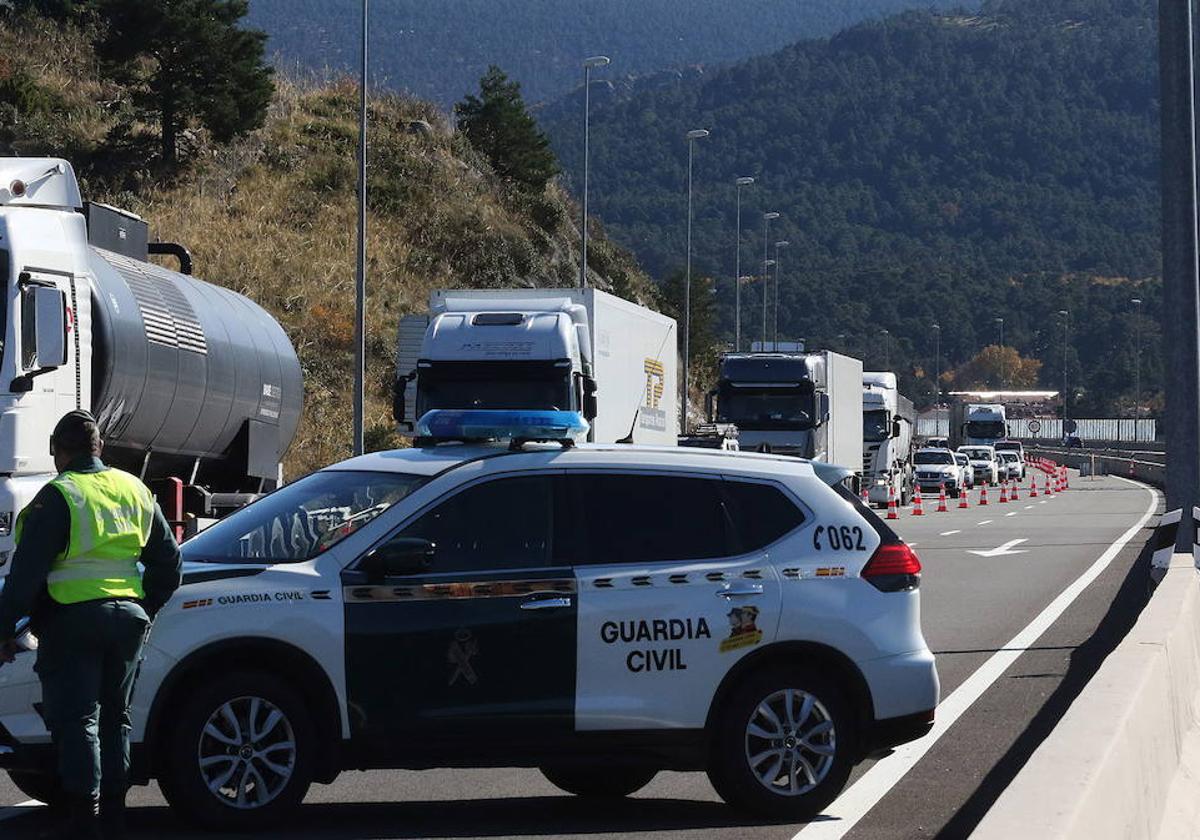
[972,554,1200,840]
[1026,446,1166,488]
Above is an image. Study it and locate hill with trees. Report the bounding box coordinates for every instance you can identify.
[244,0,976,107]
[544,0,1162,417]
[0,9,658,475]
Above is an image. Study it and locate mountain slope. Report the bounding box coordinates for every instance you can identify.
[543,0,1161,413]
[246,0,977,106]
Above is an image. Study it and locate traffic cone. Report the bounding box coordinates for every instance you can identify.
[979,484,989,505]
[1045,473,1055,496]
[1029,475,1038,497]
[1010,478,1020,501]
[861,485,870,507]
[1062,468,1070,490]
[999,480,1009,503]
[959,485,970,508]
[936,483,948,512]
[886,484,899,520]
[912,485,924,516]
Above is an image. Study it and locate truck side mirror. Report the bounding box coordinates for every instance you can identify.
[819,393,831,424]
[582,376,598,420]
[892,417,902,438]
[392,376,408,424]
[705,389,717,421]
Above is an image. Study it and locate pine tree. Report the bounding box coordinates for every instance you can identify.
[455,66,559,192]
[92,0,273,165]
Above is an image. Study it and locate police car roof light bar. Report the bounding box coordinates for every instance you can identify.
[414,409,589,448]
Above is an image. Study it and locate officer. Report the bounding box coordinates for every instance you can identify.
[0,411,181,839]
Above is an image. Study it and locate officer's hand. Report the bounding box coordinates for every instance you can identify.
[0,639,17,664]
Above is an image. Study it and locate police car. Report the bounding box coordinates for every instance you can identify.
[0,411,938,828]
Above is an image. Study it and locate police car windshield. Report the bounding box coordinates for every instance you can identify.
[182,470,428,563]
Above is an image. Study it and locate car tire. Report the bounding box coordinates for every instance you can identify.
[706,666,855,820]
[540,766,657,798]
[7,770,65,807]
[159,670,315,830]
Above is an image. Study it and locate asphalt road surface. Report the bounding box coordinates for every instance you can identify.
[0,471,1162,840]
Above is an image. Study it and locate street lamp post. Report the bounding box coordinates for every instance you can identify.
[352,0,368,456]
[733,177,754,351]
[932,323,941,405]
[761,212,779,349]
[881,328,890,370]
[772,240,789,350]
[683,128,709,432]
[994,317,1005,386]
[580,55,610,288]
[1132,297,1143,439]
[1059,309,1070,431]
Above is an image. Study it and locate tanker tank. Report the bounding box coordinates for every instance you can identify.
[86,247,302,489]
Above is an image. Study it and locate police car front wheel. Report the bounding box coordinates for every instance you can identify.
[707,666,854,819]
[540,765,657,798]
[160,670,316,829]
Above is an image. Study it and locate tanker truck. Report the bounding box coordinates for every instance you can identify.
[0,157,302,567]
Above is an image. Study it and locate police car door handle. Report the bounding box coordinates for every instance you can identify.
[520,594,572,610]
[717,584,764,598]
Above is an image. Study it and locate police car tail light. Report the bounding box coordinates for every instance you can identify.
[861,541,921,592]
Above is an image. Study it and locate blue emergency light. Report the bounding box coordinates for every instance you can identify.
[415,409,589,444]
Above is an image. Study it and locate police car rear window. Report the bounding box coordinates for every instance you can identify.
[721,480,806,552]
[183,470,428,563]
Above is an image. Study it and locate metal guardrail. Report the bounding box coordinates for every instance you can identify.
[1026,445,1165,488]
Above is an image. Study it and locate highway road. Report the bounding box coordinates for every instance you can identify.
[0,471,1162,839]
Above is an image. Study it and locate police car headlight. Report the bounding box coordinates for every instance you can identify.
[0,511,12,537]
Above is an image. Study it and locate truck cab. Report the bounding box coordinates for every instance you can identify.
[963,403,1007,446]
[862,372,914,506]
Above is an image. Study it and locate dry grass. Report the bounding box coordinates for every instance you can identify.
[0,20,658,476]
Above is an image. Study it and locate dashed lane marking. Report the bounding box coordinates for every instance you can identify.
[792,477,1160,840]
[977,520,993,525]
[940,530,961,536]
[1005,512,1018,517]
[1024,505,1035,509]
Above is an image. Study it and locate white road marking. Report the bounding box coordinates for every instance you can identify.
[1005,511,1018,517]
[977,519,993,525]
[1024,505,1035,509]
[939,530,961,536]
[0,800,41,822]
[968,538,1029,557]
[1039,500,1048,504]
[907,542,919,548]
[792,477,1159,840]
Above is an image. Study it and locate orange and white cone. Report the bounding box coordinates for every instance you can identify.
[959,485,970,508]
[1010,478,1020,501]
[912,485,924,516]
[886,484,899,520]
[1029,475,1038,497]
[999,480,1009,503]
[861,485,870,507]
[936,483,948,512]
[979,484,989,505]
[1062,467,1069,490]
[1045,470,1055,496]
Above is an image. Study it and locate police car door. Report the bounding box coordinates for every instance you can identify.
[341,472,576,752]
[568,471,784,731]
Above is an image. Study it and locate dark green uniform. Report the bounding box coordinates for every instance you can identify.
[0,455,181,800]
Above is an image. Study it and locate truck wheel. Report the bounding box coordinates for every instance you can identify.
[707,666,855,820]
[7,770,64,807]
[540,766,657,798]
[159,671,315,830]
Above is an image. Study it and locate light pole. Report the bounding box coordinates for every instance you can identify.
[881,328,891,370]
[352,0,368,455]
[932,323,941,405]
[994,317,1005,386]
[1058,309,1070,430]
[761,260,775,345]
[1132,297,1143,438]
[580,55,610,288]
[761,211,779,350]
[773,240,789,349]
[683,128,709,432]
[733,176,754,351]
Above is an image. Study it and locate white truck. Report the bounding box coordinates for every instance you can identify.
[862,372,915,506]
[0,158,303,564]
[393,288,678,445]
[705,350,864,475]
[950,401,1008,447]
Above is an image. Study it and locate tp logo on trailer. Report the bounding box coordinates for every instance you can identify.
[640,358,667,431]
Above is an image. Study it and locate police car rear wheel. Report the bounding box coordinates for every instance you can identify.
[160,671,315,829]
[707,667,854,819]
[539,765,657,798]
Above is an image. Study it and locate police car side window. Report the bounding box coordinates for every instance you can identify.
[396,475,553,573]
[720,480,806,552]
[565,473,733,565]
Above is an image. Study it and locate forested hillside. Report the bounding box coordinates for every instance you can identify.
[246,0,975,106]
[545,0,1162,415]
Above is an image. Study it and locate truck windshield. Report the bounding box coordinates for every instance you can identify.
[914,451,954,465]
[183,470,428,563]
[716,381,816,429]
[863,409,890,442]
[419,361,572,412]
[966,420,1006,439]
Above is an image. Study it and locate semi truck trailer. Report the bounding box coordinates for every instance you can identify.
[862,372,915,506]
[705,350,864,476]
[393,287,678,445]
[0,157,303,563]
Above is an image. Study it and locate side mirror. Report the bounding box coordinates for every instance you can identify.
[818,393,831,424]
[360,537,435,580]
[582,376,598,420]
[392,376,408,423]
[892,418,902,438]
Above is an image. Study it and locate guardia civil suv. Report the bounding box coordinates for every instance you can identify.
[0,411,938,828]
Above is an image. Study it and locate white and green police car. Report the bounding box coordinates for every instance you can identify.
[0,411,938,828]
